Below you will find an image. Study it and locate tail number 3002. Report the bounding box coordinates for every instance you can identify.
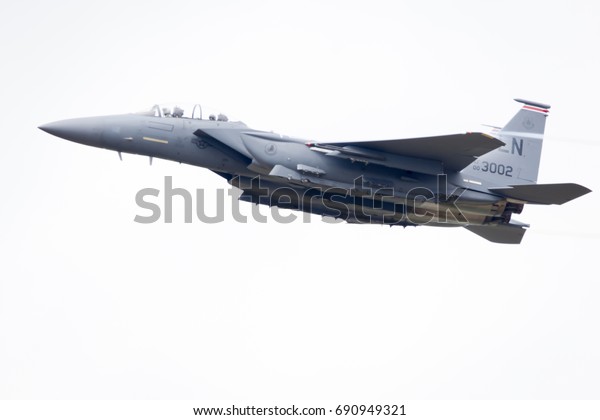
[472,161,513,177]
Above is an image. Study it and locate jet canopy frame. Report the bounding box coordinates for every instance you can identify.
[138,103,229,122]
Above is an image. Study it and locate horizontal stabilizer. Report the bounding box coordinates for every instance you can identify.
[465,222,528,244]
[319,132,504,172]
[490,183,591,205]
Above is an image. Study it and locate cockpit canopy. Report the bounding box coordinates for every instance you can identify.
[136,103,231,122]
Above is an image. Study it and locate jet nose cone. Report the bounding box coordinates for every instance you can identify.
[38,121,64,137]
[38,117,103,146]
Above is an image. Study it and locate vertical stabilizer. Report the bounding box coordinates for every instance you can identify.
[462,99,550,186]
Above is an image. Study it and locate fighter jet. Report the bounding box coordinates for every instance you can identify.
[39,99,590,244]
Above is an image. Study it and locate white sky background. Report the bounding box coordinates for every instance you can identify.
[0,0,599,400]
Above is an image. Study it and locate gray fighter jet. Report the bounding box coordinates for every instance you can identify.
[39,99,590,244]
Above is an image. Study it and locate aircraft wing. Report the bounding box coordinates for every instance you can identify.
[317,132,504,172]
